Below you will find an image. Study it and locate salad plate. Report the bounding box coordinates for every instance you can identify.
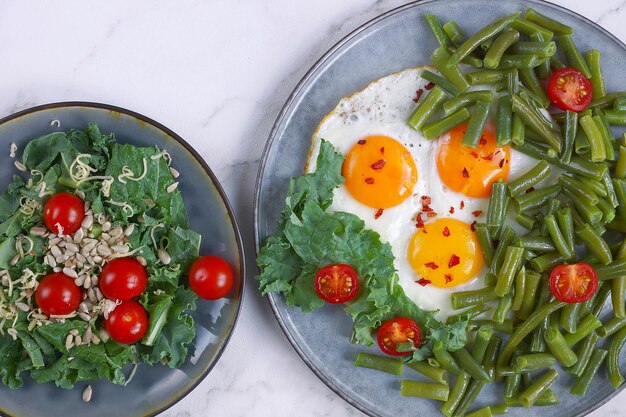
[254,1,626,416]
[0,102,245,417]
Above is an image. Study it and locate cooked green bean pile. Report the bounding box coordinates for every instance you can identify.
[353,7,626,416]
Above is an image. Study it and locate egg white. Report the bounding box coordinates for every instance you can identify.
[307,67,555,319]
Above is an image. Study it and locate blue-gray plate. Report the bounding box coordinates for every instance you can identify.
[255,1,626,416]
[0,102,244,417]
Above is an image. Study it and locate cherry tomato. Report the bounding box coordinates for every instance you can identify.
[35,273,81,315]
[99,258,148,301]
[377,317,422,357]
[549,262,598,303]
[43,192,85,235]
[104,300,148,344]
[547,67,593,112]
[314,264,359,304]
[188,256,234,300]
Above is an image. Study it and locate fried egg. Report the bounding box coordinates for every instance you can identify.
[306,67,546,318]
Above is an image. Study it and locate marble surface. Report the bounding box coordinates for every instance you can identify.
[0,0,625,416]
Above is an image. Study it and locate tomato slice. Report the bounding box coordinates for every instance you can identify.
[314,264,359,304]
[549,262,598,303]
[377,318,422,357]
[547,67,593,112]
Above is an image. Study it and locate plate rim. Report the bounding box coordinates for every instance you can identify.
[253,1,626,416]
[0,101,246,417]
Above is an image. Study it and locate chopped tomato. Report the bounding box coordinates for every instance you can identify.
[547,68,593,112]
[376,317,422,356]
[314,264,359,304]
[549,262,598,303]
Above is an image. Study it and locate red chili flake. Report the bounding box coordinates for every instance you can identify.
[460,201,465,209]
[472,210,483,217]
[449,207,455,214]
[425,82,435,90]
[442,226,450,237]
[493,239,500,249]
[422,228,428,234]
[425,262,439,270]
[470,151,479,159]
[358,139,367,145]
[365,177,375,184]
[422,206,434,212]
[526,187,535,193]
[448,254,461,268]
[371,159,386,170]
[499,159,507,168]
[374,208,384,219]
[445,274,454,284]
[427,212,437,218]
[421,196,432,205]
[412,89,424,103]
[479,136,487,145]
[482,153,494,161]
[471,220,477,232]
[380,147,385,154]
[415,213,425,229]
[416,278,432,286]
[462,168,470,178]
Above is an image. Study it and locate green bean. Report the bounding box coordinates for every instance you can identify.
[484,29,520,69]
[463,100,491,148]
[466,406,493,417]
[512,94,561,151]
[512,267,527,312]
[613,277,626,319]
[472,319,513,334]
[532,34,551,78]
[498,54,543,70]
[616,147,626,179]
[544,326,578,367]
[448,13,521,67]
[401,380,450,401]
[452,287,498,310]
[604,110,626,126]
[515,353,556,372]
[602,172,618,206]
[443,90,493,115]
[434,341,462,376]
[530,251,564,273]
[564,314,602,346]
[575,127,590,155]
[453,379,486,417]
[515,213,535,230]
[577,223,612,265]
[555,208,574,254]
[590,91,626,109]
[519,68,550,108]
[471,325,494,362]
[598,315,626,338]
[519,369,559,407]
[433,47,471,92]
[509,17,554,40]
[408,86,448,131]
[486,182,509,235]
[452,348,490,381]
[495,247,524,297]
[506,67,520,95]
[525,8,573,35]
[498,300,566,369]
[568,332,600,377]
[557,35,592,78]
[510,41,556,58]
[608,217,626,233]
[482,334,502,382]
[447,303,491,324]
[489,404,508,415]
[494,294,513,324]
[467,69,511,85]
[560,110,578,164]
[423,108,471,140]
[354,352,403,375]
[614,178,626,222]
[544,214,574,260]
[614,97,626,111]
[474,224,494,266]
[561,187,603,224]
[424,15,450,48]
[441,372,471,417]
[550,55,566,71]
[515,236,554,254]
[507,114,523,147]
[592,283,611,315]
[514,184,561,212]
[505,389,559,406]
[507,160,551,197]
[491,227,516,274]
[505,373,521,398]
[559,175,599,207]
[560,302,581,334]
[407,361,448,384]
[607,326,626,388]
[421,70,461,96]
[443,21,465,45]
[495,94,513,146]
[585,50,606,100]
[593,113,616,160]
[597,196,616,224]
[518,271,542,320]
[571,349,608,396]
[579,114,606,162]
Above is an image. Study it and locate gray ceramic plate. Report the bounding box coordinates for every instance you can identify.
[255,1,626,416]
[0,102,244,417]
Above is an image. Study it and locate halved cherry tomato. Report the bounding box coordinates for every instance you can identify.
[377,317,422,357]
[43,192,85,235]
[35,272,82,315]
[188,255,234,300]
[104,299,148,344]
[99,258,148,301]
[314,264,359,304]
[547,67,593,112]
[549,262,598,303]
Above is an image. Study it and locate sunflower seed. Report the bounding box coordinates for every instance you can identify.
[73,228,84,243]
[93,255,103,264]
[166,182,179,193]
[170,167,180,178]
[70,329,79,336]
[81,242,96,257]
[101,233,111,242]
[53,266,62,273]
[83,277,91,289]
[87,289,97,303]
[91,275,98,286]
[82,385,92,402]
[95,287,103,301]
[79,302,89,314]
[74,275,86,287]
[50,245,62,258]
[46,254,57,268]
[111,245,129,253]
[78,312,91,322]
[75,253,86,264]
[137,256,147,267]
[74,335,82,345]
[65,334,74,350]
[83,327,92,344]
[101,221,111,232]
[84,201,91,211]
[62,268,78,279]
[110,227,123,238]
[81,216,93,229]
[32,313,47,320]
[158,249,171,265]
[14,161,27,172]
[28,321,38,331]
[124,224,135,237]
[15,302,29,312]
[97,245,111,257]
[30,226,47,237]
[65,242,80,253]
[91,332,100,345]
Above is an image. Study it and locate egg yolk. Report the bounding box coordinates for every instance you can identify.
[437,122,510,198]
[343,135,418,209]
[408,218,483,288]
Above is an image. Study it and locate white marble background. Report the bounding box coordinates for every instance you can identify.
[0,0,625,416]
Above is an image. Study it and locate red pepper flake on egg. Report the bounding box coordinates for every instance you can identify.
[442,226,450,237]
[415,213,425,229]
[380,147,385,154]
[358,139,367,145]
[445,274,453,284]
[412,89,423,103]
[365,177,375,184]
[479,136,487,145]
[416,278,431,286]
[499,159,507,168]
[448,254,460,268]
[426,212,437,218]
[460,201,465,209]
[374,208,384,219]
[371,159,386,170]
[424,262,439,270]
[425,82,435,90]
[449,207,455,214]
[462,168,470,178]
[472,210,482,217]
[471,221,477,232]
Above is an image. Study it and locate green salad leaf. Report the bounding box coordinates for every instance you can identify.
[257,140,469,360]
